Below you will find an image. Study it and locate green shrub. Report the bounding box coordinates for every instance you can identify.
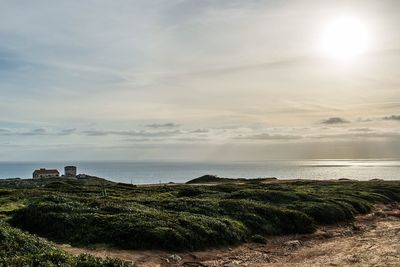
[0,222,131,266]
[219,199,315,234]
[3,178,400,252]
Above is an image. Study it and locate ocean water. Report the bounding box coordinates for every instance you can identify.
[0,160,399,184]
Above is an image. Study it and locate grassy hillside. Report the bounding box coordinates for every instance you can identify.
[0,177,399,252]
[0,222,130,266]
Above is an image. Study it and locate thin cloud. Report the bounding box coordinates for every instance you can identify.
[0,128,76,136]
[17,128,47,136]
[174,137,209,142]
[235,133,302,140]
[321,117,350,124]
[146,123,180,128]
[82,129,181,137]
[122,138,158,142]
[348,128,373,132]
[383,115,400,121]
[58,128,77,135]
[190,129,210,133]
[311,132,400,140]
[356,117,374,122]
[172,56,313,79]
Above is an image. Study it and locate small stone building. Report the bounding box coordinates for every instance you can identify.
[33,168,60,179]
[64,166,77,177]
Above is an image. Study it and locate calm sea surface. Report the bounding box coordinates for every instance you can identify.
[0,160,399,184]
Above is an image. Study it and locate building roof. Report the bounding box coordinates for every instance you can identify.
[65,166,76,169]
[33,168,60,175]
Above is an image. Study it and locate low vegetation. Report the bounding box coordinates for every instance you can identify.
[0,176,399,254]
[0,222,131,266]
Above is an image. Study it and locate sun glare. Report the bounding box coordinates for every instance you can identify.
[320,16,369,62]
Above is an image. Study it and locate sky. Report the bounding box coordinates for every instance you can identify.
[0,0,399,161]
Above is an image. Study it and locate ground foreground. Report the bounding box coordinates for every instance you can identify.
[60,203,400,266]
[0,176,399,266]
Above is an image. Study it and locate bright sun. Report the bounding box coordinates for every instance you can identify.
[320,16,369,62]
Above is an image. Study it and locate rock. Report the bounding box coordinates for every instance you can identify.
[168,254,182,262]
[183,262,207,267]
[387,211,400,218]
[374,211,387,218]
[341,229,354,237]
[313,230,334,239]
[351,223,366,232]
[347,255,360,263]
[284,240,303,248]
[261,253,271,262]
[224,260,241,267]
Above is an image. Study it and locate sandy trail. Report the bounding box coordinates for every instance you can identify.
[59,204,400,267]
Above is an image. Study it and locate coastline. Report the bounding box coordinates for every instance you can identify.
[2,159,400,183]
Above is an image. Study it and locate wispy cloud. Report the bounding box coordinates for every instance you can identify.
[0,128,77,136]
[174,137,209,142]
[320,117,350,125]
[348,128,373,132]
[146,122,180,128]
[190,129,210,133]
[311,132,400,140]
[235,133,302,140]
[81,129,181,137]
[58,128,77,135]
[383,115,400,121]
[0,128,48,136]
[171,56,315,79]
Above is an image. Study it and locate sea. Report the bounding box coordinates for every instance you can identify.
[0,160,399,184]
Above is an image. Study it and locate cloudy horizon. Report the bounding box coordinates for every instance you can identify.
[1,0,399,161]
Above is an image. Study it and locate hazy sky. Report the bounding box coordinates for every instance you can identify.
[0,0,399,161]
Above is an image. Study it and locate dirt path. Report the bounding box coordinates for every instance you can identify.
[59,204,400,267]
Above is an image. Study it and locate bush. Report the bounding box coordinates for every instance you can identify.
[10,200,247,250]
[0,222,131,266]
[4,178,400,252]
[219,199,315,234]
